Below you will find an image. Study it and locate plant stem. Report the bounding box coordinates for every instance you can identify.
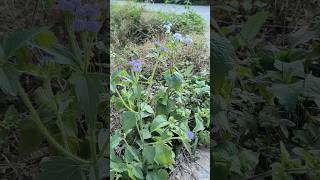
[17,83,90,164]
[89,121,100,180]
[57,114,71,152]
[115,88,136,112]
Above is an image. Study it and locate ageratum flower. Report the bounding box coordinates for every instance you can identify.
[75,4,100,18]
[73,18,86,32]
[154,40,161,47]
[85,20,101,33]
[160,46,167,52]
[187,131,194,140]
[183,35,193,45]
[128,59,143,72]
[56,0,81,13]
[173,33,183,41]
[163,22,172,33]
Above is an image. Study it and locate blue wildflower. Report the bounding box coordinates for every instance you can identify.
[85,20,101,33]
[173,33,183,41]
[154,40,161,47]
[187,131,194,140]
[56,0,81,13]
[75,4,100,18]
[160,46,167,52]
[73,18,85,32]
[183,35,193,45]
[128,59,143,72]
[163,22,172,33]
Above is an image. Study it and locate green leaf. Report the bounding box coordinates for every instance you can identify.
[304,74,320,107]
[121,111,138,133]
[274,60,305,78]
[98,128,108,151]
[3,105,19,129]
[212,33,234,93]
[18,119,43,154]
[164,72,183,91]
[34,31,57,48]
[31,43,77,65]
[38,157,85,180]
[142,145,155,164]
[154,143,174,168]
[110,131,121,149]
[146,169,169,180]
[150,115,169,132]
[125,144,140,162]
[0,63,19,96]
[3,27,48,59]
[132,165,144,179]
[193,113,205,132]
[271,81,303,111]
[69,73,102,121]
[212,95,230,131]
[141,102,154,114]
[239,11,269,45]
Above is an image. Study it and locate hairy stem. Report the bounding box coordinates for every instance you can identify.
[17,83,90,164]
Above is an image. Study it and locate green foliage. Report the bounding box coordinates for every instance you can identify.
[213,4,320,179]
[110,22,209,179]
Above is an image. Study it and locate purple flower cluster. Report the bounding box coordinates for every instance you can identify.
[154,40,167,52]
[128,59,143,72]
[187,131,194,140]
[173,33,193,45]
[56,0,81,12]
[56,0,101,33]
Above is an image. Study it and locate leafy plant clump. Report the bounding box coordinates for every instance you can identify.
[213,1,320,179]
[110,21,210,179]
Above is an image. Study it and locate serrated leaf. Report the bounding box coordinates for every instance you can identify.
[38,157,85,180]
[146,169,169,180]
[121,111,138,133]
[3,27,48,59]
[143,145,155,164]
[0,63,19,96]
[18,119,43,154]
[154,143,174,168]
[239,11,268,45]
[150,115,169,132]
[110,131,121,149]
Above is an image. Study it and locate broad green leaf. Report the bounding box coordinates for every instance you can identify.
[132,165,144,179]
[3,105,19,129]
[142,145,155,164]
[98,128,108,151]
[30,43,77,65]
[212,33,234,93]
[271,81,303,111]
[121,111,138,133]
[0,63,19,96]
[3,27,48,59]
[164,72,183,91]
[110,131,121,149]
[141,102,154,114]
[239,11,269,45]
[212,95,230,131]
[154,143,174,168]
[34,31,57,48]
[193,113,205,132]
[304,74,320,107]
[69,72,102,122]
[274,60,305,78]
[18,119,43,154]
[38,157,85,180]
[125,144,140,162]
[146,169,169,180]
[150,115,169,132]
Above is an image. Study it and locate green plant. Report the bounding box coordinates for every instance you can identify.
[110,23,209,179]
